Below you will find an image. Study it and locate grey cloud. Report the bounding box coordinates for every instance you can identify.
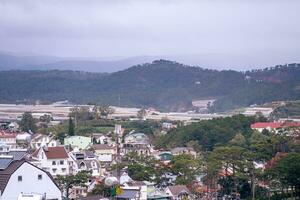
[0,0,299,68]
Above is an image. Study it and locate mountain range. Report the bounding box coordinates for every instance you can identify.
[0,60,299,112]
[2,51,298,72]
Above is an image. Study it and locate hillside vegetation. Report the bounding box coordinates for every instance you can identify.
[0,60,299,112]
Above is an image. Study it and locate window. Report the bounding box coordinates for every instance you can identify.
[62,168,66,172]
[60,160,64,165]
[52,168,57,173]
[52,161,56,165]
[38,174,42,180]
[18,175,22,182]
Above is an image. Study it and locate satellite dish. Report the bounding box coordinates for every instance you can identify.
[104,176,118,187]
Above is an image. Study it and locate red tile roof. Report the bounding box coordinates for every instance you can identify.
[0,131,17,138]
[44,146,69,159]
[265,152,288,169]
[251,122,282,129]
[32,146,69,159]
[251,122,300,129]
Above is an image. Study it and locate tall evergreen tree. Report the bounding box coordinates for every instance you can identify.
[68,117,75,136]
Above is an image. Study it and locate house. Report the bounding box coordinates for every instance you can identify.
[122,132,152,156]
[170,147,197,158]
[30,146,70,176]
[124,133,149,144]
[122,143,152,156]
[121,181,148,200]
[31,134,59,149]
[110,170,133,185]
[0,145,28,161]
[0,131,17,148]
[16,132,32,148]
[92,144,116,162]
[68,185,89,199]
[69,150,102,176]
[157,151,173,162]
[0,159,62,200]
[0,141,10,153]
[250,122,282,133]
[164,185,191,200]
[162,122,176,130]
[92,133,110,144]
[251,121,300,133]
[64,136,92,150]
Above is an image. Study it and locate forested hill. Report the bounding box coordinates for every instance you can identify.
[0,60,299,112]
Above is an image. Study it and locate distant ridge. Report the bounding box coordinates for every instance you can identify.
[0,60,299,112]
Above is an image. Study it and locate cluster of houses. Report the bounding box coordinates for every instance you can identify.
[0,124,196,200]
[3,115,298,200]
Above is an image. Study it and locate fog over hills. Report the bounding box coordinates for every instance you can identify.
[1,52,299,72]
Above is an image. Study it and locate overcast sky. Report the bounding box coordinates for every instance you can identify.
[0,0,299,68]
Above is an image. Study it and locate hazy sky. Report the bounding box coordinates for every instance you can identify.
[0,0,299,68]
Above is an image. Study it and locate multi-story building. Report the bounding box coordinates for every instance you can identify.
[30,146,70,176]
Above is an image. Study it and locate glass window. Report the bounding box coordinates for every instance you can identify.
[52,161,56,165]
[60,160,64,165]
[18,176,22,182]
[38,174,42,180]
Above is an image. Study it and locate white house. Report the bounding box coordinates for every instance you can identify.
[30,146,70,176]
[69,151,102,176]
[31,134,59,149]
[0,131,17,148]
[0,160,62,200]
[164,185,191,200]
[92,144,116,162]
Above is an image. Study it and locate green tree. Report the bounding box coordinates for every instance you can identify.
[19,112,37,132]
[272,153,300,198]
[171,154,203,185]
[56,170,90,198]
[90,183,111,197]
[210,146,247,196]
[229,133,246,147]
[68,117,75,136]
[39,114,53,123]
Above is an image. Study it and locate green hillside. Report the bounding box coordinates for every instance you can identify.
[0,60,299,112]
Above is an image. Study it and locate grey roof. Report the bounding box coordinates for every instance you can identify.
[0,158,13,170]
[84,150,96,158]
[5,150,28,160]
[0,160,25,193]
[76,159,100,169]
[92,144,115,150]
[0,150,27,170]
[116,189,139,199]
[167,185,190,196]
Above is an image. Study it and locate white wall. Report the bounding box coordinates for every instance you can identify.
[36,149,70,176]
[1,162,62,200]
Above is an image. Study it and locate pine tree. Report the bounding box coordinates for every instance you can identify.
[68,117,75,136]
